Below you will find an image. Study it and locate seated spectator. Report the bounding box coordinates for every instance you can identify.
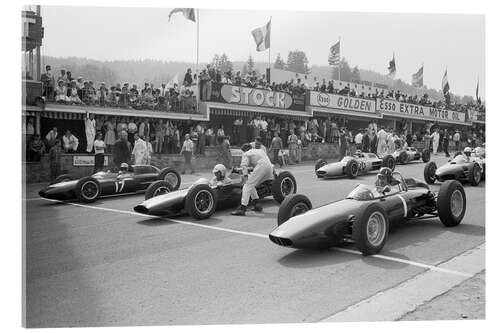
[68,80,83,104]
[62,130,79,153]
[55,80,70,103]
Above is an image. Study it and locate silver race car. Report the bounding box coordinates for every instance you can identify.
[315,151,395,179]
[392,147,431,165]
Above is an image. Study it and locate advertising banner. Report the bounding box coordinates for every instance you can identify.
[309,91,376,114]
[73,155,109,167]
[210,84,306,111]
[376,99,469,124]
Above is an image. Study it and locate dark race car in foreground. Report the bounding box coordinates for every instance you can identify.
[391,147,431,165]
[133,167,297,220]
[315,152,395,179]
[38,165,181,203]
[424,153,485,186]
[269,172,466,255]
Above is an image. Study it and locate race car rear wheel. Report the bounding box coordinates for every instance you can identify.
[272,171,297,203]
[398,151,409,165]
[421,149,431,163]
[158,167,181,190]
[352,204,389,255]
[382,155,396,171]
[424,161,437,184]
[315,159,328,172]
[75,176,101,203]
[277,194,312,226]
[50,174,73,185]
[145,180,174,200]
[437,180,466,227]
[185,183,217,220]
[468,163,481,186]
[345,159,359,178]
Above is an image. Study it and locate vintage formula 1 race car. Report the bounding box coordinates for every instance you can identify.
[269,172,466,255]
[315,152,395,179]
[391,147,431,165]
[424,153,485,186]
[38,165,181,203]
[133,167,297,220]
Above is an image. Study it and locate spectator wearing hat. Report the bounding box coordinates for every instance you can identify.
[180,134,195,174]
[40,65,55,101]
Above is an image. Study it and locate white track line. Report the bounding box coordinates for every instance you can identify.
[39,198,472,277]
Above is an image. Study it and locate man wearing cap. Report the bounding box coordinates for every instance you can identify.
[231,143,274,216]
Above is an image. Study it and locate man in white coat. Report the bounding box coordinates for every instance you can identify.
[377,126,388,156]
[431,128,440,155]
[84,111,96,153]
[232,143,274,216]
[131,133,148,165]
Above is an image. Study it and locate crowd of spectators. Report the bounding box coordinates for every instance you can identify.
[40,65,198,113]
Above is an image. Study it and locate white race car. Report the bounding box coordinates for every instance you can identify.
[392,147,431,165]
[315,151,396,179]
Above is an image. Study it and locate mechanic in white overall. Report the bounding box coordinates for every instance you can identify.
[231,143,274,216]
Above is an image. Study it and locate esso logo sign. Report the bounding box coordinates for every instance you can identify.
[317,93,330,107]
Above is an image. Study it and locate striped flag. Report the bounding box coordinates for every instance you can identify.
[411,66,424,87]
[387,54,396,78]
[328,41,340,66]
[251,20,271,52]
[442,70,450,96]
[168,8,196,22]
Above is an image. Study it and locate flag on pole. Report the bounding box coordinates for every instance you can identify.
[328,41,340,66]
[168,8,196,22]
[442,70,450,96]
[251,20,271,52]
[476,80,481,105]
[412,66,424,87]
[387,54,396,78]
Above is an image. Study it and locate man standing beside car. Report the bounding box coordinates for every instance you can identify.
[231,143,274,216]
[113,130,131,169]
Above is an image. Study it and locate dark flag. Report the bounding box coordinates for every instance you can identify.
[442,70,450,96]
[476,81,481,105]
[387,54,396,78]
[168,8,196,22]
[412,66,424,88]
[328,41,340,66]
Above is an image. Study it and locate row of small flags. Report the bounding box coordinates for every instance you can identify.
[169,8,481,103]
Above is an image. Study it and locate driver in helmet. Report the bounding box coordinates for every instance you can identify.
[353,149,363,158]
[117,163,132,178]
[375,167,399,195]
[209,164,232,187]
[463,147,472,161]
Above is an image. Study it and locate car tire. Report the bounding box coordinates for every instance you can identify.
[399,151,409,165]
[352,204,389,255]
[277,194,312,226]
[468,163,482,186]
[272,171,297,203]
[345,159,359,178]
[315,159,328,172]
[421,149,431,163]
[424,161,437,184]
[437,180,466,227]
[145,180,173,200]
[75,176,101,203]
[158,167,181,190]
[185,183,217,220]
[50,174,73,185]
[382,155,396,171]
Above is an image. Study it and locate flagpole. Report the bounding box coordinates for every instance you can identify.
[338,36,341,82]
[196,8,200,73]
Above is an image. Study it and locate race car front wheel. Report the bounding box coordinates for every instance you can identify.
[398,151,409,165]
[468,163,482,186]
[421,149,431,163]
[424,161,437,184]
[272,171,297,203]
[315,159,328,172]
[352,204,389,255]
[345,159,359,178]
[185,183,217,220]
[382,155,396,171]
[437,180,466,227]
[277,194,312,226]
[75,176,101,203]
[158,167,181,190]
[145,180,174,200]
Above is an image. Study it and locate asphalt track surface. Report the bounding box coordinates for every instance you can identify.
[24,154,485,327]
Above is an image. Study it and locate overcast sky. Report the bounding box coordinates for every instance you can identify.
[40,6,484,97]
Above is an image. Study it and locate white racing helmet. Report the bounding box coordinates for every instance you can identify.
[212,164,227,181]
[463,147,472,157]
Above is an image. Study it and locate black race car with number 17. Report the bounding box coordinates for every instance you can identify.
[269,171,466,255]
[38,164,181,203]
